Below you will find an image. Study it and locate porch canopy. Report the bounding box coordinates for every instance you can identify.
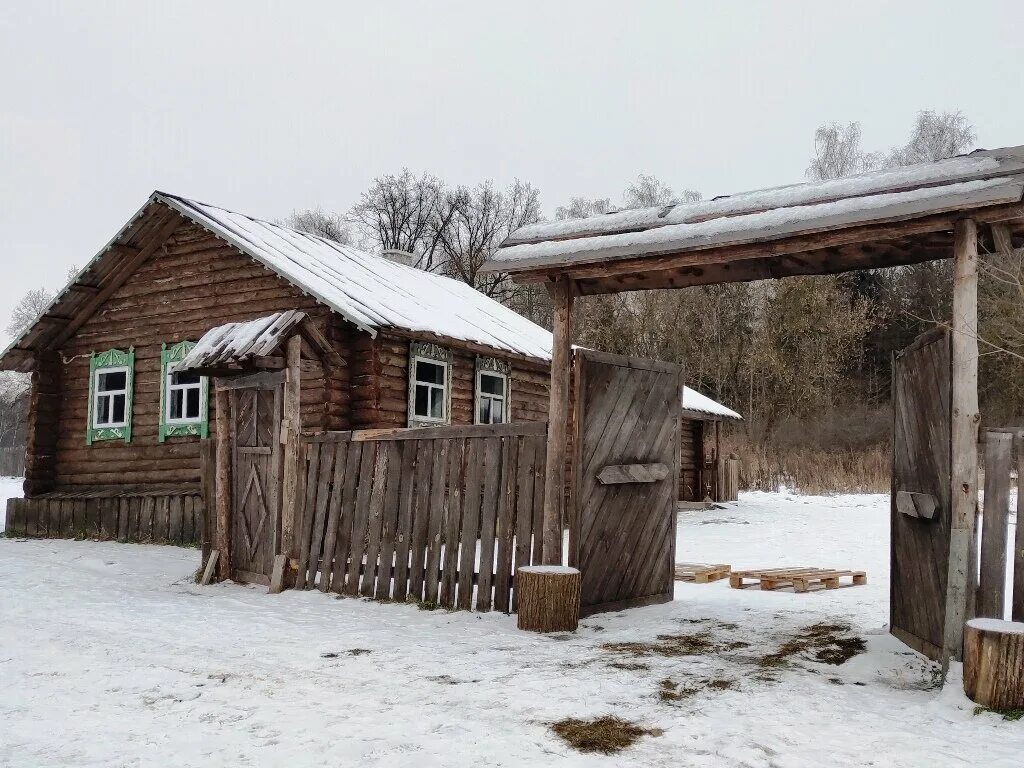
[480,144,1024,666]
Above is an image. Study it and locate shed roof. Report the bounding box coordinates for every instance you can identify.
[483,145,1024,295]
[176,311,308,372]
[682,386,741,421]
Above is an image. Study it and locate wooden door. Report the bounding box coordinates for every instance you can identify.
[571,349,681,616]
[230,375,284,585]
[891,329,952,661]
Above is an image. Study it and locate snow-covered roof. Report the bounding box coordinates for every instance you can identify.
[177,311,307,371]
[682,386,741,421]
[486,145,1024,274]
[156,193,554,361]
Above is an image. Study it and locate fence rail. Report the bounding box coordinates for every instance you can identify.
[975,430,1023,621]
[0,446,25,477]
[296,422,547,612]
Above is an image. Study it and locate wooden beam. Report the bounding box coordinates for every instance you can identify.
[49,210,184,350]
[942,218,981,669]
[541,278,574,565]
[214,387,232,581]
[279,334,302,561]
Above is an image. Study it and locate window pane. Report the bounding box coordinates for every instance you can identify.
[172,370,201,386]
[480,373,504,396]
[112,394,126,424]
[417,360,445,385]
[97,395,111,425]
[170,389,184,420]
[479,398,491,424]
[98,370,126,392]
[186,387,200,419]
[430,388,444,419]
[493,399,504,424]
[415,385,429,417]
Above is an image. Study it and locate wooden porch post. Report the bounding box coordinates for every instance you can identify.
[279,334,302,561]
[542,277,574,565]
[214,385,232,581]
[942,218,980,667]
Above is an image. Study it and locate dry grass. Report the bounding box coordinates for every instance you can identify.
[550,716,663,754]
[602,633,718,659]
[736,443,890,495]
[659,677,735,703]
[758,622,866,668]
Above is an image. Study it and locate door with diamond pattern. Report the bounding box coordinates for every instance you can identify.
[230,378,283,585]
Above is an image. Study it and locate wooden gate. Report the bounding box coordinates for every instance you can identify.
[570,349,681,616]
[891,329,953,660]
[229,373,284,585]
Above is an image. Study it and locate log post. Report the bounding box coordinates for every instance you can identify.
[963,619,1024,709]
[978,431,1012,618]
[542,278,574,565]
[1015,435,1024,622]
[942,218,981,669]
[279,334,302,562]
[214,385,232,581]
[198,438,215,567]
[516,566,581,632]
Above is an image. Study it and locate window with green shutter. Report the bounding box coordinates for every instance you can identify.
[87,347,135,444]
[159,341,209,441]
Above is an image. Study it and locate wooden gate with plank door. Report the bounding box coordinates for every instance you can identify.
[570,349,681,616]
[890,329,953,661]
[227,372,285,585]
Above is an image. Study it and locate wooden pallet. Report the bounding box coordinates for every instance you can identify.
[674,562,732,583]
[729,567,867,593]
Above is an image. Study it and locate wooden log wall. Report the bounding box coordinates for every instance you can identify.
[5,491,203,546]
[678,419,704,502]
[24,351,60,495]
[50,221,337,487]
[294,422,547,613]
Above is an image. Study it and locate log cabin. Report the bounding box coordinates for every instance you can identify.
[1,191,738,544]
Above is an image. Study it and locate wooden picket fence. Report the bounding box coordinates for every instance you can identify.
[976,428,1023,621]
[5,487,204,545]
[295,421,547,612]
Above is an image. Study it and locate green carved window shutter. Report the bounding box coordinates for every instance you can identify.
[87,347,135,444]
[159,341,209,442]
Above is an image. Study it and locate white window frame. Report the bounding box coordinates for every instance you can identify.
[92,365,130,429]
[411,355,450,425]
[475,369,509,425]
[164,361,205,426]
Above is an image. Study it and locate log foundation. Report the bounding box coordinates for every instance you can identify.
[516,566,581,633]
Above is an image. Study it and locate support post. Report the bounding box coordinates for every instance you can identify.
[942,218,980,669]
[214,385,232,581]
[23,351,60,497]
[279,334,302,561]
[542,278,574,565]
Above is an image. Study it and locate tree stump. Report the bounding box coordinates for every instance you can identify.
[963,618,1024,709]
[516,566,581,633]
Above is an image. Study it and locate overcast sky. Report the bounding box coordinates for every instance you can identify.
[2,1,1022,337]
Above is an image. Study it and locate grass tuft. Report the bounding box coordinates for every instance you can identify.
[758,622,865,668]
[550,716,662,754]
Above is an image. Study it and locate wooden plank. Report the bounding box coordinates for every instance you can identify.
[439,438,465,609]
[117,497,130,542]
[279,334,302,559]
[342,442,375,596]
[182,495,196,546]
[269,554,289,594]
[422,440,449,606]
[303,442,336,589]
[943,218,980,668]
[512,436,538,611]
[214,386,232,580]
[138,496,154,542]
[978,431,1012,618]
[318,441,350,593]
[215,370,287,391]
[392,442,417,602]
[168,495,184,544]
[541,278,573,564]
[359,443,391,598]
[5,498,21,537]
[474,437,503,611]
[374,441,404,601]
[596,463,669,485]
[407,440,435,602]
[1015,436,1024,622]
[348,421,547,442]
[100,497,117,540]
[493,436,519,613]
[456,439,484,610]
[295,441,321,588]
[200,550,220,585]
[199,438,215,561]
[530,434,546,566]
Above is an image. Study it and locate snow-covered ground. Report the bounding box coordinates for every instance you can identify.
[2,487,1022,767]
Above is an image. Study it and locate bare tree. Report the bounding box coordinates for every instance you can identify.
[434,180,541,299]
[806,122,868,180]
[0,371,29,448]
[6,288,53,339]
[623,174,701,209]
[884,110,976,167]
[282,208,352,245]
[555,197,612,220]
[349,169,457,271]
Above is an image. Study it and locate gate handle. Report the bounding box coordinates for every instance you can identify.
[597,463,669,485]
[895,490,938,520]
